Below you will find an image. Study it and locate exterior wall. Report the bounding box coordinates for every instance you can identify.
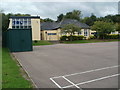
[42,29,60,41]
[42,28,91,41]
[9,19,12,29]
[31,18,41,40]
[90,30,96,36]
[111,31,119,34]
[8,18,41,41]
[81,29,90,39]
[62,29,90,39]
[89,30,119,36]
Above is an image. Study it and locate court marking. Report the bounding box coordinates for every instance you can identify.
[50,78,62,88]
[63,73,120,88]
[62,76,81,89]
[52,65,119,79]
[50,65,119,89]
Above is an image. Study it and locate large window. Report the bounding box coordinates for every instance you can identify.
[78,31,82,35]
[12,18,31,29]
[84,29,88,36]
[48,33,57,35]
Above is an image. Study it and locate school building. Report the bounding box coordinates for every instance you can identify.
[8,16,118,41]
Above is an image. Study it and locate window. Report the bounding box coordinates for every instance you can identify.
[24,26,27,29]
[91,32,95,35]
[78,31,82,35]
[12,19,15,26]
[20,26,23,29]
[16,26,19,29]
[84,29,88,36]
[24,20,27,26]
[28,26,31,28]
[111,32,115,34]
[20,19,23,26]
[48,33,57,35]
[12,26,15,29]
[12,18,31,29]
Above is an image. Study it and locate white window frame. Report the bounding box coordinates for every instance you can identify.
[84,29,88,36]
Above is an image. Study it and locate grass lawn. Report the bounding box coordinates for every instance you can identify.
[33,40,53,46]
[62,39,119,44]
[2,48,33,88]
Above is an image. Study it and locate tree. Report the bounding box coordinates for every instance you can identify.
[104,14,120,23]
[65,10,82,21]
[91,21,115,39]
[82,13,97,26]
[57,14,64,22]
[40,18,44,22]
[61,24,81,41]
[43,18,54,22]
[116,23,120,33]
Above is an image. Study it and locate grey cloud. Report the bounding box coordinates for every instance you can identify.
[1,2,118,20]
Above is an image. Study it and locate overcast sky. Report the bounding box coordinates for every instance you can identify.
[1,1,119,20]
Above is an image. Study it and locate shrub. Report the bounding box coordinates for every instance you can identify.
[77,35,85,40]
[88,36,96,39]
[34,40,38,43]
[68,36,78,41]
[108,34,119,39]
[98,34,119,39]
[60,36,68,41]
[60,35,85,41]
[104,34,119,39]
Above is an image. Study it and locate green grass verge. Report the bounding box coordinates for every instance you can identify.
[33,40,53,46]
[2,48,33,88]
[62,39,119,44]
[0,48,2,90]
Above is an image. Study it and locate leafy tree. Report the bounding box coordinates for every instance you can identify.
[104,14,120,23]
[43,18,54,22]
[40,18,45,22]
[116,23,120,33]
[82,14,97,26]
[64,10,82,21]
[61,24,81,41]
[57,14,64,22]
[91,21,115,39]
[2,13,9,32]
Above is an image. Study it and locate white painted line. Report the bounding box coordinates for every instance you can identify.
[62,76,81,89]
[50,78,62,89]
[63,73,120,88]
[52,65,119,79]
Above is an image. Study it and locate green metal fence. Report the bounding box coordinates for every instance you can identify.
[3,28,33,52]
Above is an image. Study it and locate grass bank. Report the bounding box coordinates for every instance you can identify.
[62,39,119,44]
[2,48,33,88]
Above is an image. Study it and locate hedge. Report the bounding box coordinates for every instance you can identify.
[105,34,119,39]
[60,36,68,41]
[89,34,119,39]
[60,35,85,41]
[88,36,97,39]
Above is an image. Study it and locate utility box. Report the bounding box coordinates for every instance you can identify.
[7,29,33,52]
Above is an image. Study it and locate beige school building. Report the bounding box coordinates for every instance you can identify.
[9,16,118,41]
[41,19,96,41]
